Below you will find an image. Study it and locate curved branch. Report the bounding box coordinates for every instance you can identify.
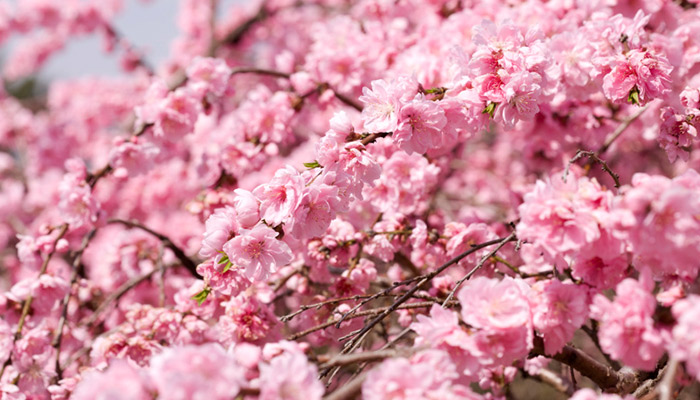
[108,218,202,279]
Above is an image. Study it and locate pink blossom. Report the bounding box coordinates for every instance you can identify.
[58,158,100,227]
[516,176,604,260]
[458,276,533,366]
[499,71,542,127]
[603,49,672,105]
[590,277,665,370]
[186,56,231,97]
[223,224,293,281]
[393,97,447,154]
[258,352,324,400]
[411,305,481,376]
[658,107,697,162]
[149,344,244,400]
[232,189,260,229]
[199,206,239,260]
[669,295,700,381]
[253,165,305,226]
[532,280,589,354]
[109,137,160,178]
[359,79,405,133]
[72,360,152,400]
[289,183,339,239]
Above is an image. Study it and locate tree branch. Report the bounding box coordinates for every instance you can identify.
[107,218,201,279]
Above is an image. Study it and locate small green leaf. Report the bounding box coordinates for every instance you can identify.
[222,260,233,273]
[482,102,497,118]
[217,254,229,265]
[191,287,211,306]
[303,160,321,169]
[627,87,640,105]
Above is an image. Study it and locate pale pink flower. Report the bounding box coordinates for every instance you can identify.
[393,97,447,154]
[223,224,293,281]
[186,56,231,97]
[58,158,100,228]
[516,176,602,260]
[149,344,244,400]
[72,360,152,400]
[532,280,589,354]
[199,206,239,260]
[458,276,533,366]
[669,295,700,381]
[232,189,260,229]
[411,305,481,376]
[590,277,664,370]
[253,165,305,226]
[289,183,339,240]
[108,137,160,178]
[258,352,324,400]
[359,79,402,133]
[499,71,542,127]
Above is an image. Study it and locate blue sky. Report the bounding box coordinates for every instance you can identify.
[2,0,243,81]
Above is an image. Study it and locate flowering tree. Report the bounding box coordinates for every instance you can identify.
[1,0,700,399]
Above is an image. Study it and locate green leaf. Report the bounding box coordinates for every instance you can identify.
[627,87,640,105]
[217,254,229,265]
[222,260,233,273]
[191,287,211,306]
[303,160,321,169]
[482,102,497,118]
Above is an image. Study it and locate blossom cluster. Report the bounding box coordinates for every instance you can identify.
[1,0,700,399]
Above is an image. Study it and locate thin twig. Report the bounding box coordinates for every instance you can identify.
[287,301,457,341]
[319,349,410,369]
[441,232,517,306]
[320,235,514,379]
[0,223,69,380]
[563,150,621,188]
[82,268,161,328]
[108,218,201,279]
[52,228,97,381]
[597,105,650,155]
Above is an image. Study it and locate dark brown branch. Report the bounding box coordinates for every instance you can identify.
[82,268,160,328]
[230,67,291,79]
[441,232,516,306]
[597,105,649,155]
[531,336,639,393]
[323,374,367,400]
[108,218,201,279]
[563,150,621,188]
[220,2,269,46]
[320,235,514,378]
